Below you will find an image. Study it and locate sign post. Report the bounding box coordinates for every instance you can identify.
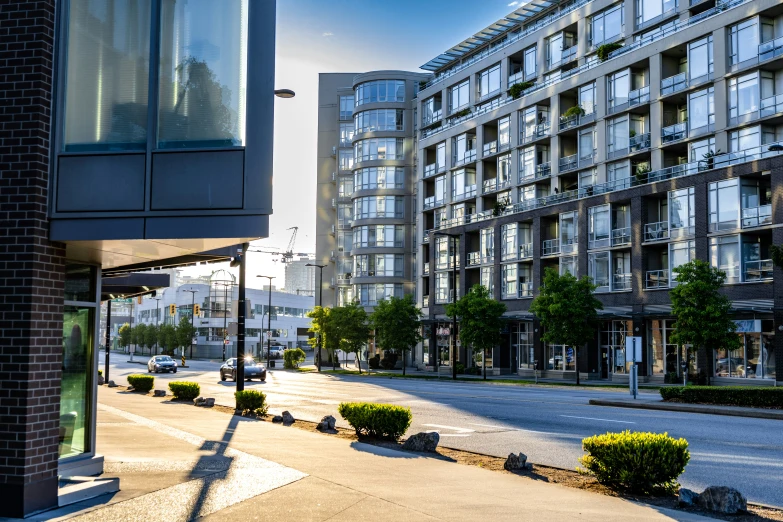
[626,336,642,399]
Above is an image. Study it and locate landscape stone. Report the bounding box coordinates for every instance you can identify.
[153,390,166,397]
[107,380,117,388]
[281,411,295,425]
[193,397,206,406]
[204,398,215,407]
[317,415,337,432]
[503,452,528,471]
[678,488,699,506]
[272,415,284,423]
[698,486,747,514]
[402,432,440,452]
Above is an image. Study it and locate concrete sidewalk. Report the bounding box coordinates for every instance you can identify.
[31,388,717,522]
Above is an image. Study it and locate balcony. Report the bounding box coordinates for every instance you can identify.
[744,260,773,282]
[660,72,687,96]
[542,239,560,256]
[423,264,430,275]
[559,154,578,173]
[629,132,651,153]
[520,162,552,183]
[422,110,443,127]
[467,252,481,266]
[661,123,687,144]
[742,205,772,228]
[612,273,632,291]
[759,36,783,63]
[518,282,534,298]
[519,243,533,259]
[644,221,669,241]
[453,185,477,201]
[645,269,669,289]
[559,111,596,131]
[760,94,783,119]
[483,178,498,194]
[612,227,631,246]
[548,45,577,70]
[520,122,550,145]
[424,163,444,178]
[424,196,444,210]
[607,86,650,115]
[423,228,434,242]
[453,150,477,167]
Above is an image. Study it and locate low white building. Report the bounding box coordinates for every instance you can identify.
[134,269,314,359]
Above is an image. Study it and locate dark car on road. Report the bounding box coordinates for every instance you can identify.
[220,357,267,382]
[148,355,177,374]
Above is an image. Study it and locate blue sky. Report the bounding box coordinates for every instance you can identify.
[186,0,520,286]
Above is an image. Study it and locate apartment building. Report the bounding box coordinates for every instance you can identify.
[315,72,430,309]
[415,0,783,384]
[285,257,317,296]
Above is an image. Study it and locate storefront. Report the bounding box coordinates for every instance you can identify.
[714,319,776,380]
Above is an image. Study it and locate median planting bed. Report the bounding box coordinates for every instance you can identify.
[660,386,783,409]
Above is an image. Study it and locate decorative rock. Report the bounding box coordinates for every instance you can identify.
[503,452,528,471]
[272,415,284,423]
[317,415,337,432]
[204,398,215,407]
[193,397,206,406]
[153,390,166,397]
[678,488,699,507]
[107,380,117,388]
[698,486,747,514]
[402,432,440,453]
[281,411,295,425]
[97,375,105,386]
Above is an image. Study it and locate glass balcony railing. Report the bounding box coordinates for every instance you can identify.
[422,110,442,126]
[661,123,687,143]
[452,185,477,201]
[644,221,669,241]
[424,196,444,209]
[483,140,498,156]
[520,243,533,259]
[645,269,669,289]
[467,252,481,266]
[629,132,651,153]
[760,94,783,118]
[559,110,596,131]
[612,273,632,291]
[424,162,443,178]
[629,86,650,108]
[453,150,477,167]
[423,229,433,243]
[660,72,688,96]
[719,265,741,284]
[612,227,631,246]
[559,154,577,172]
[520,122,550,144]
[744,260,773,282]
[542,239,560,256]
[741,205,772,228]
[759,36,783,62]
[518,282,534,298]
[548,45,577,69]
[483,178,497,193]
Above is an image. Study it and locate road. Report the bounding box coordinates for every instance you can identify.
[104,352,783,508]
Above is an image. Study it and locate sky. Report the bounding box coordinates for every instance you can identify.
[182,0,521,288]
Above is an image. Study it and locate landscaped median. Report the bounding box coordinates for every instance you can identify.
[660,386,783,409]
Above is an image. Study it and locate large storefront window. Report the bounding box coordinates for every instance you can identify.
[715,320,776,379]
[512,322,534,369]
[600,320,631,375]
[648,319,692,378]
[546,344,575,371]
[61,305,94,459]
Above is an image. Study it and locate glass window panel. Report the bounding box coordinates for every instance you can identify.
[158,0,249,149]
[60,306,94,458]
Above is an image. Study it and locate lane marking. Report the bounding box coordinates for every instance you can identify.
[468,423,553,435]
[422,423,475,434]
[559,415,635,424]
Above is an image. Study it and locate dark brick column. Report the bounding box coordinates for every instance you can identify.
[0,1,64,517]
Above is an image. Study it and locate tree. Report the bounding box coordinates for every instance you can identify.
[307,306,336,369]
[118,323,131,352]
[371,295,422,375]
[175,316,197,357]
[144,324,159,355]
[446,285,507,380]
[669,259,741,385]
[158,324,178,355]
[529,268,602,385]
[134,323,148,355]
[333,301,372,374]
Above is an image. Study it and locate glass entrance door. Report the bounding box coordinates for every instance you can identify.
[60,306,94,459]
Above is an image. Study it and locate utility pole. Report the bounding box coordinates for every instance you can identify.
[222,281,229,362]
[306,263,326,372]
[104,299,112,383]
[154,296,160,355]
[232,244,248,391]
[183,288,198,360]
[257,276,275,369]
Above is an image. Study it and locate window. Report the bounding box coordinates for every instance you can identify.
[607,69,630,110]
[338,177,353,198]
[607,116,629,154]
[478,63,501,98]
[354,109,404,133]
[481,227,494,263]
[339,96,354,120]
[422,96,442,124]
[434,175,447,204]
[636,0,676,27]
[688,87,714,132]
[669,187,695,237]
[353,225,404,248]
[354,167,405,189]
[520,105,549,142]
[729,19,760,66]
[579,83,597,115]
[608,161,631,187]
[336,230,352,253]
[601,320,632,374]
[729,126,775,153]
[524,46,537,80]
[709,179,740,232]
[559,211,578,254]
[449,80,470,113]
[353,138,404,162]
[579,169,597,190]
[452,133,477,164]
[340,123,354,145]
[436,272,450,303]
[354,80,405,106]
[451,169,476,199]
[560,256,577,277]
[710,235,740,283]
[338,150,354,170]
[590,4,624,47]
[588,204,611,249]
[729,73,760,120]
[502,264,517,298]
[436,142,446,170]
[669,240,696,281]
[354,255,404,277]
[353,196,404,219]
[688,36,713,82]
[337,286,354,306]
[481,266,494,294]
[498,117,511,150]
[356,283,403,306]
[513,322,535,369]
[337,203,353,227]
[579,128,596,161]
[502,223,518,260]
[690,137,715,163]
[589,252,610,292]
[498,154,512,186]
[546,32,574,68]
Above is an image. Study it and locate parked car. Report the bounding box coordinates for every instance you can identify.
[148,355,177,374]
[269,346,285,359]
[220,357,267,382]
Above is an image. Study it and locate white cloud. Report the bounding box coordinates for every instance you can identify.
[508,1,519,5]
[322,32,334,37]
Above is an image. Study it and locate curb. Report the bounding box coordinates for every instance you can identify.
[589,399,783,420]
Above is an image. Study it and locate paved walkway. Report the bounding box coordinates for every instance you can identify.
[24,388,719,521]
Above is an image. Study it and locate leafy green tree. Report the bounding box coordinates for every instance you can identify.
[307,306,336,369]
[669,260,741,385]
[158,324,178,355]
[175,316,197,357]
[118,323,132,352]
[446,285,507,380]
[333,301,372,373]
[134,323,148,355]
[144,324,159,354]
[371,295,422,375]
[529,268,602,385]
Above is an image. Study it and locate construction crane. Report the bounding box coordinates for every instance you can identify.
[249,227,313,263]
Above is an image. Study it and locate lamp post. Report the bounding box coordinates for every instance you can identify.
[257,275,275,369]
[183,288,198,360]
[154,296,161,355]
[230,244,248,392]
[306,263,326,372]
[435,232,460,381]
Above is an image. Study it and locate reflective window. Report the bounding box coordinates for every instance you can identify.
[729,18,759,65]
[607,116,629,154]
[339,96,354,120]
[636,0,676,26]
[607,69,630,109]
[579,83,596,114]
[502,264,517,298]
[729,126,774,153]
[688,36,713,82]
[729,73,760,119]
[559,211,578,254]
[588,252,610,292]
[480,266,494,294]
[354,167,405,189]
[338,149,354,170]
[524,46,537,79]
[669,240,696,277]
[588,204,611,249]
[355,283,403,306]
[353,138,404,162]
[478,63,501,98]
[61,306,94,458]
[339,123,354,146]
[337,203,353,227]
[452,133,477,163]
[355,80,405,106]
[710,235,740,283]
[560,256,577,277]
[590,4,623,47]
[63,0,151,151]
[353,225,404,248]
[449,80,470,113]
[158,0,249,148]
[481,227,494,263]
[690,137,715,163]
[451,168,477,199]
[688,87,714,132]
[353,196,404,219]
[354,255,404,277]
[709,179,740,232]
[669,187,695,236]
[354,109,404,133]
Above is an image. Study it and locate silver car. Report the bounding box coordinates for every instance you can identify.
[148,355,177,373]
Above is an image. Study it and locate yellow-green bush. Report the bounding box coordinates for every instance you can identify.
[337,402,411,440]
[235,390,268,415]
[283,348,306,369]
[168,381,200,400]
[127,374,154,393]
[579,431,690,494]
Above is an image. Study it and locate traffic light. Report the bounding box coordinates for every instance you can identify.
[169,304,176,316]
[193,304,201,316]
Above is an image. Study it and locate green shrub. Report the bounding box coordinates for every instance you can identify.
[368,354,381,370]
[579,431,690,494]
[660,386,783,408]
[283,348,307,369]
[562,105,585,119]
[235,390,268,415]
[127,374,154,393]
[451,108,471,119]
[337,402,412,440]
[168,381,200,400]
[98,369,103,376]
[508,81,534,99]
[596,42,623,61]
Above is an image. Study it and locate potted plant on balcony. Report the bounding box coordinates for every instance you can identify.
[634,163,651,184]
[508,81,534,100]
[700,149,722,171]
[561,105,585,122]
[629,129,637,138]
[451,108,472,120]
[492,199,509,217]
[596,42,623,62]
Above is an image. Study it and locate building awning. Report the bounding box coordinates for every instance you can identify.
[100,272,171,301]
[101,245,238,277]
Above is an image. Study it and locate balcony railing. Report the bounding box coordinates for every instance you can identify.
[422,295,430,307]
[423,228,433,242]
[661,123,687,144]
[612,227,631,246]
[742,205,772,228]
[644,221,669,241]
[548,45,577,69]
[629,132,651,153]
[560,238,577,254]
[520,122,550,144]
[424,196,444,210]
[453,149,477,167]
[660,72,688,96]
[467,252,481,266]
[542,239,560,256]
[760,94,783,119]
[518,282,534,298]
[559,154,578,172]
[520,243,533,259]
[645,269,669,289]
[759,35,783,62]
[744,260,773,282]
[483,141,498,156]
[612,273,632,291]
[424,162,443,178]
[483,178,498,193]
[452,185,477,201]
[422,110,442,127]
[629,86,650,108]
[559,111,596,131]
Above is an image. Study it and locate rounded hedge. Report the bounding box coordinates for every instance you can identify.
[235,390,268,415]
[127,374,154,393]
[660,386,783,409]
[337,402,411,440]
[168,381,200,400]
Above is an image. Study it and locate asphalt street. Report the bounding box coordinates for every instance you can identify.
[105,352,783,508]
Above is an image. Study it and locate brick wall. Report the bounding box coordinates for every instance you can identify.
[0,0,64,517]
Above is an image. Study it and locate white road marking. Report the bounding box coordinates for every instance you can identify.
[468,423,553,435]
[559,415,635,424]
[422,423,475,434]
[437,434,472,438]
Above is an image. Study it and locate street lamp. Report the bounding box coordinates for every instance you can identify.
[257,275,275,369]
[306,263,326,372]
[230,244,248,392]
[154,296,161,355]
[274,89,296,98]
[434,232,460,381]
[182,288,198,361]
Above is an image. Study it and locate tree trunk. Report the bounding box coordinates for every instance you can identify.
[402,349,406,375]
[483,349,487,380]
[575,345,580,386]
[357,351,362,374]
